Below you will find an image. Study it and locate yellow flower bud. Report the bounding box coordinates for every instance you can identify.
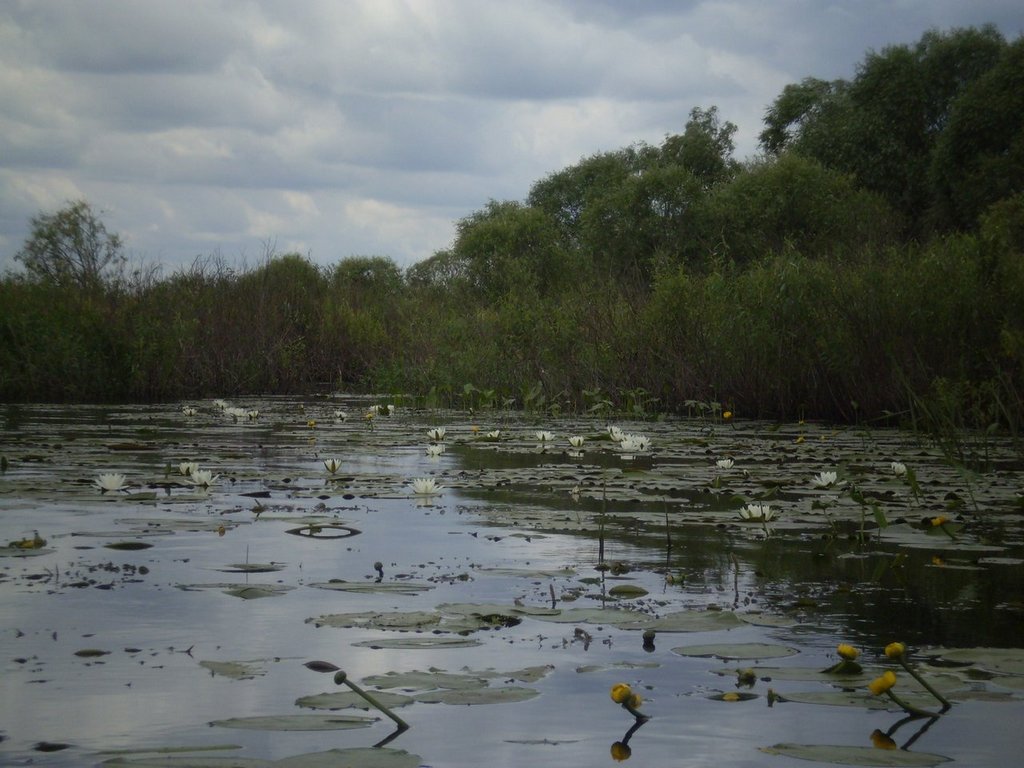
[868,670,897,695]
[627,692,643,709]
[610,683,632,704]
[884,642,907,660]
[610,741,632,761]
[837,643,859,661]
[722,692,741,702]
[930,516,949,527]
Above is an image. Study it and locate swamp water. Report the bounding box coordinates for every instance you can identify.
[1,398,1022,767]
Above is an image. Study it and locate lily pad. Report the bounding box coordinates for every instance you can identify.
[923,647,1024,676]
[412,686,540,705]
[309,580,434,596]
[352,637,482,649]
[361,670,490,691]
[671,642,799,660]
[760,743,951,765]
[101,748,423,768]
[608,584,649,598]
[632,610,746,632]
[209,714,376,731]
[217,563,285,574]
[296,690,414,711]
[199,660,267,680]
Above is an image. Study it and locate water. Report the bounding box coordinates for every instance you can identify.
[1,399,1022,767]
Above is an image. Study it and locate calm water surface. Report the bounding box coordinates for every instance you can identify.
[1,399,1022,767]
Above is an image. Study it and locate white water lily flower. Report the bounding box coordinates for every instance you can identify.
[739,503,776,522]
[323,458,342,474]
[213,399,228,410]
[410,477,442,495]
[427,427,446,441]
[608,425,624,442]
[246,409,260,421]
[94,472,129,493]
[810,471,840,489]
[425,444,445,458]
[225,406,247,421]
[891,461,908,477]
[386,404,396,416]
[568,435,585,448]
[334,410,348,421]
[189,469,218,489]
[178,461,198,477]
[621,434,650,452]
[716,458,734,470]
[181,406,197,416]
[368,405,381,415]
[486,429,501,439]
[536,431,555,442]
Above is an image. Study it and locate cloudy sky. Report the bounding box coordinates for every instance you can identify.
[1,1,1021,275]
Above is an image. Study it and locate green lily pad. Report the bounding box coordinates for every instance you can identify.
[671,642,799,660]
[223,585,294,599]
[412,686,540,705]
[199,660,267,680]
[309,580,434,595]
[923,647,1024,676]
[296,690,414,711]
[217,563,285,573]
[210,714,376,731]
[760,743,951,765]
[361,670,489,691]
[352,637,482,649]
[307,610,442,630]
[608,584,649,598]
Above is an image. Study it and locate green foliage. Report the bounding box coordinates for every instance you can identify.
[14,200,126,290]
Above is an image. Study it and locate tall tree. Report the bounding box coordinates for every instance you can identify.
[15,200,125,290]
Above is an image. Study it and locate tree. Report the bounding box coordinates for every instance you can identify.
[15,200,125,289]
[660,106,739,188]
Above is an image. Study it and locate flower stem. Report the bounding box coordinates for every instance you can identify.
[898,657,951,709]
[885,689,941,719]
[622,701,649,721]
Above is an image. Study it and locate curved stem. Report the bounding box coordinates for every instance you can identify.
[898,657,952,709]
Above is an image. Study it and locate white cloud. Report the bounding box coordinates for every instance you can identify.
[0,0,1021,273]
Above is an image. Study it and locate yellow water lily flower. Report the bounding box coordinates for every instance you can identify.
[10,531,46,549]
[930,515,950,527]
[870,729,897,750]
[610,683,632,703]
[885,642,907,660]
[837,643,860,661]
[868,670,897,695]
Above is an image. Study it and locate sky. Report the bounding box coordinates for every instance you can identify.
[2,1,1022,275]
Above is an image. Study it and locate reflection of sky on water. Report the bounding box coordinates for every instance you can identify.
[2,400,1023,766]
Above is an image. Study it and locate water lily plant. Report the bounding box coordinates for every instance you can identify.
[323,458,342,474]
[94,472,129,493]
[823,643,862,674]
[189,469,218,489]
[610,683,647,722]
[810,470,841,489]
[181,406,197,416]
[427,427,446,441]
[716,458,734,470]
[425,444,445,458]
[178,461,198,477]
[535,430,555,442]
[568,435,585,448]
[890,461,908,477]
[410,477,442,496]
[739,503,776,522]
[885,642,951,709]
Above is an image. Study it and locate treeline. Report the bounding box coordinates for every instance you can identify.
[1,26,1022,429]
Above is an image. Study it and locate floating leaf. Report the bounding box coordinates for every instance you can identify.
[217,563,285,574]
[361,670,490,691]
[223,585,293,599]
[210,714,376,731]
[199,660,267,680]
[309,580,434,596]
[296,690,414,711]
[351,637,481,649]
[105,541,153,551]
[304,660,341,673]
[632,610,746,632]
[760,742,951,765]
[671,642,799,660]
[608,584,649,598]
[412,686,540,705]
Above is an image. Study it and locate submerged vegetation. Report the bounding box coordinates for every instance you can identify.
[2,27,1022,430]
